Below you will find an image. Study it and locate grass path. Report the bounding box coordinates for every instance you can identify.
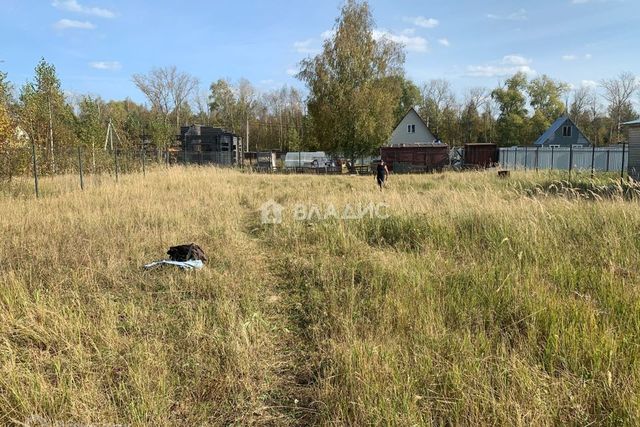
[235,228,315,425]
[1,167,639,425]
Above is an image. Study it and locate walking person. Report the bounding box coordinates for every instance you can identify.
[376,160,389,190]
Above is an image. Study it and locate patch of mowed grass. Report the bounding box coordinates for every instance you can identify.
[268,171,640,425]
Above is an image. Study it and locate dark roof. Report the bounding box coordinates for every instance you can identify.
[533,115,589,145]
[622,119,640,126]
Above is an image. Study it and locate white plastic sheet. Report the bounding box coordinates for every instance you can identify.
[143,260,204,270]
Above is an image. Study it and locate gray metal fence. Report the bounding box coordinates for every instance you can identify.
[499,146,627,174]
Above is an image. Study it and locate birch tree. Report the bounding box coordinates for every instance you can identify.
[600,72,638,143]
[298,0,405,159]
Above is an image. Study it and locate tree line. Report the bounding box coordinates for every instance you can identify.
[1,0,639,176]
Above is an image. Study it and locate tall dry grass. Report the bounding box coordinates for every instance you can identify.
[1,167,639,425]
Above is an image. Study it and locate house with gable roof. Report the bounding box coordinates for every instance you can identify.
[389,107,439,146]
[533,115,591,147]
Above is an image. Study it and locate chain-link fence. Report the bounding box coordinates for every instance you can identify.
[0,144,202,197]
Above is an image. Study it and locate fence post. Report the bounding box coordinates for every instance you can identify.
[569,145,573,181]
[591,144,596,178]
[551,146,555,171]
[606,149,610,172]
[114,146,119,183]
[142,148,146,177]
[524,147,528,171]
[535,146,539,173]
[621,142,626,180]
[514,147,518,171]
[78,145,84,190]
[31,140,39,198]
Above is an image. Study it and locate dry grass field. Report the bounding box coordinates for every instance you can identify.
[1,167,639,425]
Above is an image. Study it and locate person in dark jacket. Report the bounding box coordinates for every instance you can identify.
[376,160,389,190]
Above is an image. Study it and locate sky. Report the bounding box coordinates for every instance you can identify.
[1,0,639,104]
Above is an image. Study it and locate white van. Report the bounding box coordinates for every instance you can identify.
[284,152,329,169]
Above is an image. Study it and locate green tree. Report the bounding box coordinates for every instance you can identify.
[394,77,421,122]
[208,79,238,130]
[0,70,13,106]
[419,79,454,139]
[527,75,569,141]
[76,95,105,168]
[286,126,302,151]
[0,70,14,144]
[19,58,74,173]
[491,72,529,146]
[298,0,405,159]
[461,88,489,144]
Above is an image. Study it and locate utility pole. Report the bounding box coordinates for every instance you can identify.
[246,114,250,153]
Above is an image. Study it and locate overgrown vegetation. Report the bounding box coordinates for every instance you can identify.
[1,167,638,425]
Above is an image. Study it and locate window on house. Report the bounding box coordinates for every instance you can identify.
[407,124,415,133]
[562,126,572,137]
[549,145,560,148]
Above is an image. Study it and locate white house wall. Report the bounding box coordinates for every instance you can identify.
[389,109,436,146]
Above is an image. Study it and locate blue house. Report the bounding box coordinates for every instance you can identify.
[534,116,591,147]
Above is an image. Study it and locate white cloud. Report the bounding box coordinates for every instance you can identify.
[581,80,598,88]
[286,68,298,77]
[584,53,593,60]
[466,55,536,77]
[438,38,450,47]
[562,54,578,61]
[373,29,428,53]
[298,27,428,57]
[403,16,439,29]
[89,61,121,70]
[52,0,115,18]
[466,65,536,77]
[54,19,95,30]
[502,55,532,66]
[487,8,528,21]
[293,39,318,54]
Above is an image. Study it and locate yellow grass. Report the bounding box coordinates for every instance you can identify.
[0,167,639,425]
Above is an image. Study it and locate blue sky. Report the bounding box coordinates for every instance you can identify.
[1,0,638,103]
